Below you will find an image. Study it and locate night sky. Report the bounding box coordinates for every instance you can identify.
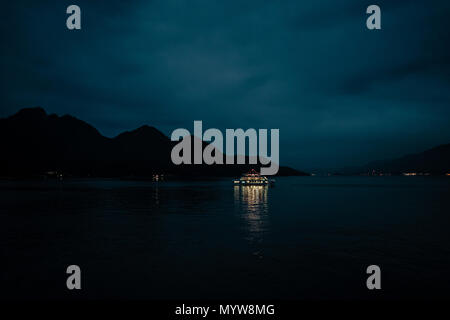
[1,0,449,169]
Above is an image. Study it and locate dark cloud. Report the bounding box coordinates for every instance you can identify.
[1,0,449,169]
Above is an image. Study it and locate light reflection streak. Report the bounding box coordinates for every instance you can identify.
[234,186,269,251]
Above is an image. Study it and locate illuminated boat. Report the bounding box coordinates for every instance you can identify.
[233,169,275,186]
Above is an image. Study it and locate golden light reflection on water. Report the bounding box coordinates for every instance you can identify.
[234,186,269,249]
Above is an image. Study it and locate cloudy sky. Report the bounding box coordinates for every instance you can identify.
[1,0,449,169]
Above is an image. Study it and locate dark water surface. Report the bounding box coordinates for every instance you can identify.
[1,177,450,299]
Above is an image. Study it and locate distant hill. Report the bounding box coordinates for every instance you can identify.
[0,107,308,178]
[338,143,450,175]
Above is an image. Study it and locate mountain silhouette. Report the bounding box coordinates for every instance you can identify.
[0,107,308,178]
[362,143,450,175]
[335,143,450,175]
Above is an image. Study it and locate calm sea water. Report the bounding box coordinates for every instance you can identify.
[1,176,450,300]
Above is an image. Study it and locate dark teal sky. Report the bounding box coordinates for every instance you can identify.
[1,0,450,169]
